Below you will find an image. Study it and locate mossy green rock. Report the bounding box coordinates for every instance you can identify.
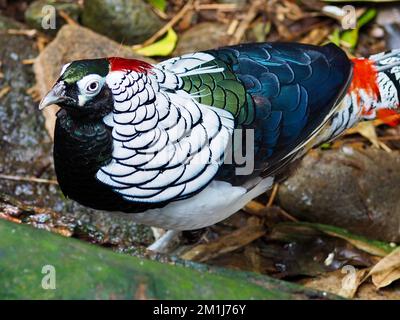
[0,220,335,299]
[82,0,163,45]
[25,0,81,35]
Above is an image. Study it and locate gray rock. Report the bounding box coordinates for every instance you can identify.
[25,0,81,36]
[0,17,153,249]
[278,147,400,243]
[174,22,229,56]
[82,0,163,45]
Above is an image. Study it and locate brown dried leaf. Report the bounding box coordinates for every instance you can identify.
[368,247,400,288]
[299,26,331,45]
[338,267,370,299]
[0,85,10,99]
[181,217,266,262]
[301,266,370,299]
[301,268,400,300]
[0,212,21,224]
[243,200,265,215]
[346,121,391,152]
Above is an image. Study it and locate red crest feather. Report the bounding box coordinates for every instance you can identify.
[108,57,152,73]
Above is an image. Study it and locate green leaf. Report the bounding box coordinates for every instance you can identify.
[147,0,167,12]
[357,8,377,28]
[320,142,332,150]
[135,28,178,57]
[341,28,359,49]
[329,28,341,46]
[340,8,377,50]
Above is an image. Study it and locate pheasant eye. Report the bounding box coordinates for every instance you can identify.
[86,81,99,93]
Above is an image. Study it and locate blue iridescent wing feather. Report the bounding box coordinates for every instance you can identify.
[205,42,353,184]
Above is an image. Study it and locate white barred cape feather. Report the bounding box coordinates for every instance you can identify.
[96,53,234,203]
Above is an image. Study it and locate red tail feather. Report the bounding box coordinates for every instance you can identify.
[377,109,400,127]
[350,58,380,107]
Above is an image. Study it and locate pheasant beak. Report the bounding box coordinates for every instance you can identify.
[39,81,71,110]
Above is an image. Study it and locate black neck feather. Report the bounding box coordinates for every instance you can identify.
[54,110,160,213]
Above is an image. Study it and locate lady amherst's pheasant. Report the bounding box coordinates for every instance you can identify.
[40,42,400,236]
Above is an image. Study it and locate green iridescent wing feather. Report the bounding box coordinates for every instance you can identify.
[180,58,255,125]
